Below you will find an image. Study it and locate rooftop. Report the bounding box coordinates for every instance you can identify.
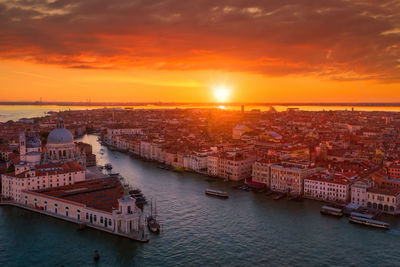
[32,177,124,213]
[367,186,400,196]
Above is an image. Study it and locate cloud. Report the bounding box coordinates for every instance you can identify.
[0,0,399,81]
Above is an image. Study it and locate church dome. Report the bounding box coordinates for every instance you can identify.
[47,117,74,145]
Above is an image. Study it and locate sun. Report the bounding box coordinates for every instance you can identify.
[213,86,231,103]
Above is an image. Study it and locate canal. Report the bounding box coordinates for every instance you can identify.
[1,134,400,266]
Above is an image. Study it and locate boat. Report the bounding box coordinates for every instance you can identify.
[147,216,160,233]
[320,205,343,217]
[104,163,113,170]
[350,212,375,220]
[129,188,142,195]
[147,200,161,233]
[205,188,229,198]
[128,188,148,209]
[233,185,249,191]
[349,216,389,230]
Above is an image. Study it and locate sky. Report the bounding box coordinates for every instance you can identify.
[0,0,399,103]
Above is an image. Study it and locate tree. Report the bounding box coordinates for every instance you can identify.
[5,164,14,173]
[40,131,50,145]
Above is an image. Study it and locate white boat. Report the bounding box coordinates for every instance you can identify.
[349,216,389,230]
[205,188,229,198]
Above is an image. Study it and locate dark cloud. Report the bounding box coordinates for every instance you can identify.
[0,0,399,81]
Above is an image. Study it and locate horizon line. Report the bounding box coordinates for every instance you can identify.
[2,101,400,107]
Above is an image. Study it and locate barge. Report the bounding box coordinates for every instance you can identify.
[205,189,229,198]
[320,206,343,217]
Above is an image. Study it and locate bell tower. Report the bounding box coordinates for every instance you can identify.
[19,131,26,161]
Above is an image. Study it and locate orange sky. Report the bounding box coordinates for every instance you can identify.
[0,1,399,103]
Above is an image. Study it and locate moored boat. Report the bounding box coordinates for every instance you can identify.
[320,205,343,217]
[104,163,113,170]
[147,215,161,233]
[205,188,229,198]
[147,200,161,233]
[349,216,389,230]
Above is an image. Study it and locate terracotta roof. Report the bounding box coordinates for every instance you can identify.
[367,186,400,196]
[32,177,124,213]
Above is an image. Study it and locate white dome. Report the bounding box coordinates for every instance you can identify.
[47,128,74,145]
[47,116,74,145]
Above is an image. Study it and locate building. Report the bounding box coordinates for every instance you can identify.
[21,177,146,238]
[106,128,143,146]
[388,164,400,179]
[270,162,316,195]
[1,161,85,202]
[184,151,209,172]
[76,142,97,167]
[0,144,14,162]
[19,130,41,165]
[252,160,274,186]
[366,187,400,214]
[207,152,256,181]
[45,117,85,166]
[232,125,250,140]
[350,178,373,207]
[304,172,353,203]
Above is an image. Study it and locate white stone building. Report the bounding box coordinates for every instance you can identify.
[304,172,353,203]
[45,117,85,166]
[350,178,373,207]
[21,177,146,237]
[366,187,400,214]
[1,161,85,202]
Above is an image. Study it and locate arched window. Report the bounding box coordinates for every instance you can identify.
[63,150,66,157]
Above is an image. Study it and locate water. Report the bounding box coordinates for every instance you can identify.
[1,134,399,266]
[2,104,400,122]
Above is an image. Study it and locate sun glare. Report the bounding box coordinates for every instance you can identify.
[213,86,231,103]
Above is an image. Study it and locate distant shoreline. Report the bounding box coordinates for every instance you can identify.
[1,102,400,107]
